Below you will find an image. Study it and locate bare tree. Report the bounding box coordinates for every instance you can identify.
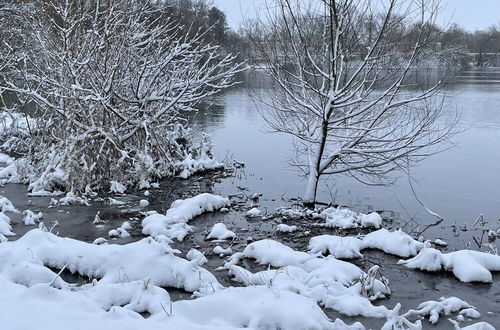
[1,0,242,193]
[247,0,458,205]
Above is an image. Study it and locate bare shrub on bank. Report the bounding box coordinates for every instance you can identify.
[1,0,242,193]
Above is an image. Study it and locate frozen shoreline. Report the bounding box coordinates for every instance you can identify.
[0,166,499,329]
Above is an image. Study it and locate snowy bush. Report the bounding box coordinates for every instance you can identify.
[1,0,241,193]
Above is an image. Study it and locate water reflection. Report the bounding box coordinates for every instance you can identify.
[193,69,500,225]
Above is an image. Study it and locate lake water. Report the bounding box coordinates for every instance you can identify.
[196,69,500,226]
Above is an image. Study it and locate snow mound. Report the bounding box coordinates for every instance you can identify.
[309,235,364,259]
[1,229,222,295]
[321,207,382,229]
[142,193,230,240]
[363,229,425,257]
[206,223,235,240]
[226,239,391,318]
[308,229,424,259]
[398,247,500,282]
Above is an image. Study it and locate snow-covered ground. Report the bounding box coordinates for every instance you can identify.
[0,174,498,329]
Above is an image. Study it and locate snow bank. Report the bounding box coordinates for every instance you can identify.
[0,275,364,330]
[206,223,235,240]
[142,193,230,240]
[398,247,500,282]
[226,239,391,318]
[1,229,221,295]
[321,207,382,229]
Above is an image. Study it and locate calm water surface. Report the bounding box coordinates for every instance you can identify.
[197,70,500,226]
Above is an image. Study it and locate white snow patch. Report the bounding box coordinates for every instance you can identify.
[206,223,235,240]
[246,207,261,217]
[321,207,382,229]
[363,229,425,258]
[139,199,149,208]
[142,193,230,240]
[276,224,298,233]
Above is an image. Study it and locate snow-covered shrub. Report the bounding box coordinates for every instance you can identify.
[1,0,241,193]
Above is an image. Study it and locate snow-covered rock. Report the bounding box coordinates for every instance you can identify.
[142,193,230,240]
[139,199,149,208]
[206,223,235,240]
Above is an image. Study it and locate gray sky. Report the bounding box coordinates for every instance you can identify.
[212,0,500,32]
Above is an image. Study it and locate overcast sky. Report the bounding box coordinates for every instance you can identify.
[212,0,500,32]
